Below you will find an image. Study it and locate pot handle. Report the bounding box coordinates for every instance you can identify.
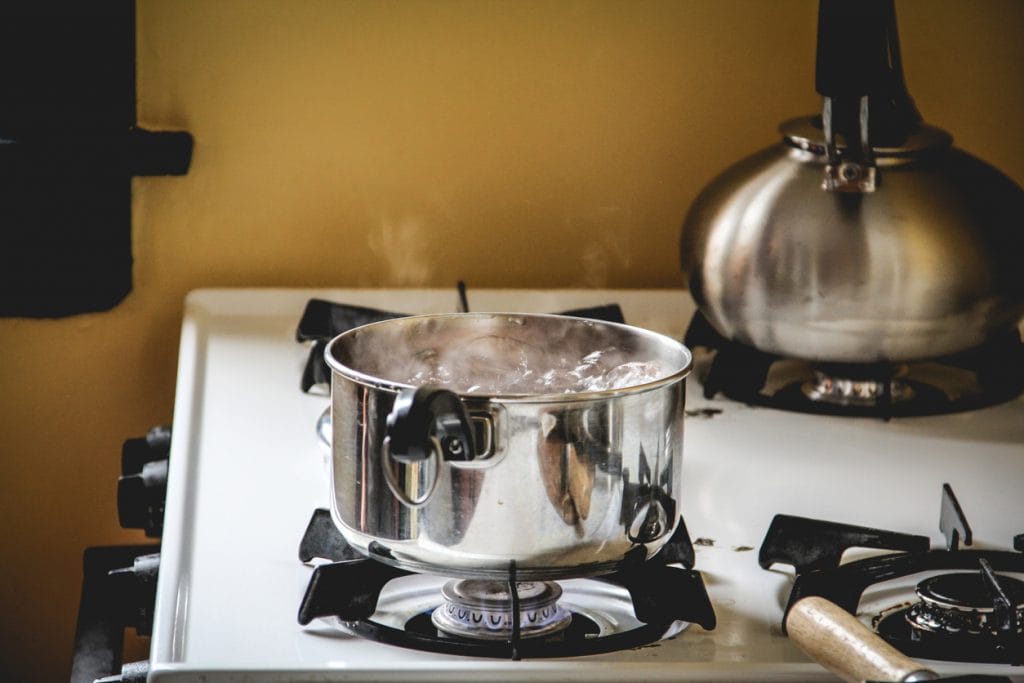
[385,386,477,464]
[786,596,938,682]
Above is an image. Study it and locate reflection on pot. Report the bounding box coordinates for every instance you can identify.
[539,411,597,532]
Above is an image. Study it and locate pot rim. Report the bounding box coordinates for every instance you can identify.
[324,311,693,403]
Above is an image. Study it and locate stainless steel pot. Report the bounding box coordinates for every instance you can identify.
[324,312,693,579]
[679,0,1024,363]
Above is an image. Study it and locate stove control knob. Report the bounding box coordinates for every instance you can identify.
[121,425,170,471]
[118,426,171,537]
[107,553,160,637]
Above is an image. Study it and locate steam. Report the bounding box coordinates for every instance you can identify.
[578,206,634,287]
[367,213,434,286]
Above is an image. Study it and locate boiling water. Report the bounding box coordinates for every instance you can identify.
[399,337,668,395]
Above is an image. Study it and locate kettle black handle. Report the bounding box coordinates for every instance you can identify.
[815,0,895,99]
[815,0,922,149]
[386,386,476,464]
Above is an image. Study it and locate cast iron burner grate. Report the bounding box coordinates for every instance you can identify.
[759,484,1024,665]
[296,509,716,659]
[684,311,1024,418]
[295,284,626,393]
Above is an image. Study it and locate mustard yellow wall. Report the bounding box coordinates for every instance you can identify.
[2,1,1022,680]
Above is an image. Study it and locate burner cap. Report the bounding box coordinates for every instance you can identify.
[907,572,1024,635]
[432,580,572,641]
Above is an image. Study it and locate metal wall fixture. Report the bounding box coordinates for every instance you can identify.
[0,1,192,317]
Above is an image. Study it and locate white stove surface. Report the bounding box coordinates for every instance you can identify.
[149,288,1024,681]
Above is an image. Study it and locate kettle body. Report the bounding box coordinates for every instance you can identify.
[680,118,1024,363]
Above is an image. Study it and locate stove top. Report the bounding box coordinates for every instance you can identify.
[761,483,1024,665]
[148,288,1024,681]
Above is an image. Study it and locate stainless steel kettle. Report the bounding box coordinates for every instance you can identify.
[679,0,1024,363]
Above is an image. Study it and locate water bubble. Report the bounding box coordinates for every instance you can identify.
[347,315,676,396]
[583,361,666,392]
[394,346,665,395]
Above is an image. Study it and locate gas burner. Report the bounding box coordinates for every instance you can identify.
[759,484,1024,664]
[296,509,715,659]
[906,571,1024,636]
[685,311,1024,417]
[801,366,915,406]
[873,565,1024,663]
[432,579,572,640]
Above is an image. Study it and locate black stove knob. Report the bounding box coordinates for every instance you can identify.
[107,553,160,637]
[118,426,170,537]
[121,425,170,472]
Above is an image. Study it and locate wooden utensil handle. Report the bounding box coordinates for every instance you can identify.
[786,596,938,682]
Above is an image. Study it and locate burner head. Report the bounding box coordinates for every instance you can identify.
[431,579,572,640]
[907,572,1024,636]
[801,368,915,407]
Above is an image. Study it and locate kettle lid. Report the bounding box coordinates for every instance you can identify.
[781,116,952,160]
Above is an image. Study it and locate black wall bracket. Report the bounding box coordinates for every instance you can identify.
[0,2,193,318]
